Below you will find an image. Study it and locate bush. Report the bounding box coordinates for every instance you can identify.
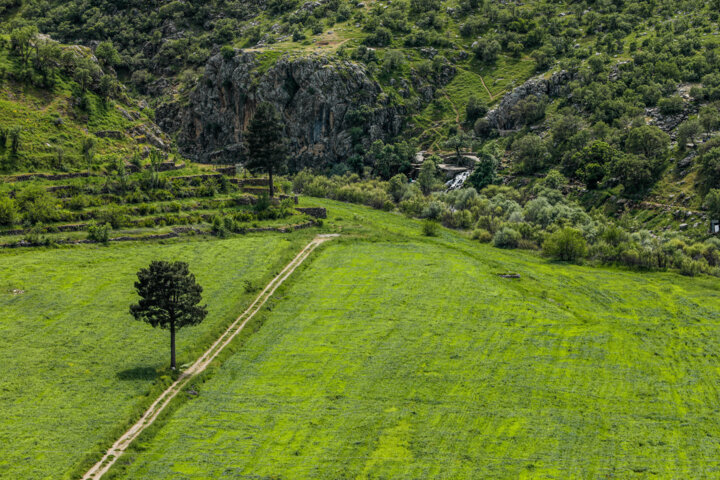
[17,186,58,225]
[87,221,111,244]
[542,227,588,262]
[0,197,17,226]
[493,227,520,248]
[422,219,439,237]
[471,228,492,243]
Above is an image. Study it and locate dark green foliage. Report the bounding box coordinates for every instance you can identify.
[9,128,20,155]
[417,158,438,195]
[657,95,684,115]
[579,162,606,190]
[543,227,587,262]
[0,197,17,226]
[467,154,496,191]
[698,147,720,193]
[611,154,654,194]
[364,27,391,47]
[473,37,501,63]
[130,260,208,370]
[245,103,288,197]
[95,41,121,67]
[367,140,414,180]
[704,189,720,219]
[493,226,520,249]
[512,134,548,174]
[465,95,487,124]
[624,126,670,160]
[87,221,111,243]
[422,219,439,236]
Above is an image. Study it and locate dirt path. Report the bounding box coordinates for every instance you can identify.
[479,75,493,100]
[82,234,339,480]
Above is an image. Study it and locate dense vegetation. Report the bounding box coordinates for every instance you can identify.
[3,1,720,478]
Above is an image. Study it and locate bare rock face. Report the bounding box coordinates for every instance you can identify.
[485,70,573,130]
[159,52,403,169]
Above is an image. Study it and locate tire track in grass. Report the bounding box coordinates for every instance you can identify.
[82,234,339,480]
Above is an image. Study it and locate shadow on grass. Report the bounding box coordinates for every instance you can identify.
[117,366,159,381]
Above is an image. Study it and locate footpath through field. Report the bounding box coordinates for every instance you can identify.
[82,234,339,480]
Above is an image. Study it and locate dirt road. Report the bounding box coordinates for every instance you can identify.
[82,234,338,480]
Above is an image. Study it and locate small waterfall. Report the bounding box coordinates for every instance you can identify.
[445,170,470,191]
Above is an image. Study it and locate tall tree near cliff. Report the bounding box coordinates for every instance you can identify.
[245,103,288,197]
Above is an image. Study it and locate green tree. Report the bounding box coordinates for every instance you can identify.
[98,74,116,100]
[612,154,654,194]
[95,41,121,68]
[444,133,470,160]
[74,67,93,91]
[579,162,606,189]
[418,158,438,195]
[513,134,548,174]
[699,105,720,136]
[542,228,587,262]
[245,102,288,197]
[625,125,670,159]
[677,118,701,149]
[699,147,720,193]
[465,95,487,124]
[10,25,38,64]
[130,261,208,370]
[467,153,496,191]
[704,189,720,219]
[9,127,20,155]
[82,137,96,170]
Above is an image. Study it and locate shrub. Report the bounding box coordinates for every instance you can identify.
[493,227,520,248]
[542,227,588,262]
[422,219,439,237]
[17,186,58,225]
[471,228,492,243]
[87,221,111,244]
[0,197,18,226]
[254,193,271,212]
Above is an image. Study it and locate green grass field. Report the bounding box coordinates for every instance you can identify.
[102,200,720,479]
[0,233,313,480]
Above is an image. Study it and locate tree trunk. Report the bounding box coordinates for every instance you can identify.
[170,321,176,370]
[268,166,274,198]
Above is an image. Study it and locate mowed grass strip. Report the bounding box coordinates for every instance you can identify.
[0,234,310,480]
[112,236,720,479]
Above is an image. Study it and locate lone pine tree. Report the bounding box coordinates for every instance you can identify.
[245,102,288,198]
[130,260,208,370]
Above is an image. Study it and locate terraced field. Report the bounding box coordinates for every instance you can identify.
[0,233,313,479]
[104,201,720,479]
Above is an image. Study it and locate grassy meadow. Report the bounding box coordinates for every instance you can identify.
[0,232,313,479]
[103,200,720,479]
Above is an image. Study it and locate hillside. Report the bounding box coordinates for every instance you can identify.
[2,3,720,478]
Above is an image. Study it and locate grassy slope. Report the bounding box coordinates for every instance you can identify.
[0,232,315,480]
[0,39,166,172]
[109,199,720,479]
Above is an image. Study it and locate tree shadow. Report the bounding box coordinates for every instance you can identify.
[116,366,159,381]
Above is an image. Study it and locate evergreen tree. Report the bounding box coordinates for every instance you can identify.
[130,261,208,370]
[245,102,288,197]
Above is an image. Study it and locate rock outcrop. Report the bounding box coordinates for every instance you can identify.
[485,70,573,130]
[159,52,404,169]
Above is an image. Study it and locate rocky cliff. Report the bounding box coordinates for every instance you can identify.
[159,52,403,169]
[485,70,573,131]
